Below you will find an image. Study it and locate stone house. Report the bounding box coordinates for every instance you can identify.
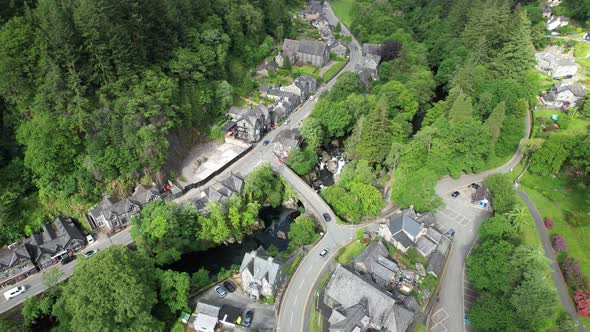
[190,301,220,332]
[190,173,244,213]
[324,265,415,332]
[330,42,348,58]
[87,185,160,231]
[378,207,442,258]
[272,128,302,159]
[277,39,330,67]
[0,244,37,288]
[546,16,570,31]
[228,105,271,142]
[427,235,451,278]
[239,247,284,300]
[541,82,586,108]
[535,51,577,79]
[298,1,323,21]
[269,94,301,125]
[352,241,399,288]
[280,75,318,101]
[356,43,382,82]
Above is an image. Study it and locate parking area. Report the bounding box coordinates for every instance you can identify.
[190,281,276,331]
[436,183,493,231]
[429,308,449,332]
[463,271,477,332]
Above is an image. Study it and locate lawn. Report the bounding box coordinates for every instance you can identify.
[330,0,354,27]
[337,240,366,264]
[532,109,590,136]
[517,196,542,248]
[574,41,590,72]
[292,65,321,80]
[322,60,346,82]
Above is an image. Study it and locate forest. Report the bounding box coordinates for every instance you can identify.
[0,0,296,246]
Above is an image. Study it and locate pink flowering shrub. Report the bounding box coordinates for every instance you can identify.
[544,218,554,229]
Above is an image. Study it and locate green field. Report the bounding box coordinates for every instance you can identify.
[575,42,590,72]
[330,0,354,27]
[322,60,346,81]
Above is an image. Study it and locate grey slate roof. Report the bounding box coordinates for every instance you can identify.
[393,232,413,250]
[353,241,398,287]
[324,265,414,332]
[388,212,424,239]
[129,185,160,206]
[239,247,281,286]
[427,251,446,277]
[548,82,586,98]
[425,228,443,244]
[196,301,220,317]
[25,217,86,265]
[362,43,382,56]
[298,39,328,56]
[273,128,301,149]
[328,300,370,332]
[282,39,300,56]
[415,236,437,257]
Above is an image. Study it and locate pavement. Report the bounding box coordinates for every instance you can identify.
[519,191,587,332]
[0,229,132,314]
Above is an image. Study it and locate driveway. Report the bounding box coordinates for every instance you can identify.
[519,191,587,332]
[191,281,276,331]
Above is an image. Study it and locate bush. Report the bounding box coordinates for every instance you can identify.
[544,217,554,229]
[574,290,590,317]
[552,235,568,252]
[567,211,590,227]
[286,146,318,176]
[562,257,589,290]
[557,313,578,330]
[484,174,517,214]
[191,268,210,290]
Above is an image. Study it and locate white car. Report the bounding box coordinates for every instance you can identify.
[319,248,329,257]
[3,286,26,300]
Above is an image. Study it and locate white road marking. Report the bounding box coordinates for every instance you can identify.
[307,265,313,273]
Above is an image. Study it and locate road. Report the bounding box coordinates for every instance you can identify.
[519,191,587,332]
[432,109,532,332]
[0,0,361,316]
[0,230,132,315]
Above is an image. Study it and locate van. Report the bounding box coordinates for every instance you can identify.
[86,234,95,245]
[3,286,26,300]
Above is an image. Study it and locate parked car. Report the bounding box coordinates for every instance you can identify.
[83,249,98,258]
[319,248,329,257]
[263,140,270,146]
[223,280,236,293]
[243,310,254,327]
[86,234,95,245]
[451,191,460,198]
[445,229,456,238]
[470,183,481,190]
[61,255,76,265]
[323,213,331,222]
[215,285,227,298]
[3,286,26,300]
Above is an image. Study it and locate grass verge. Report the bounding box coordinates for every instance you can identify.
[322,60,346,81]
[337,240,366,264]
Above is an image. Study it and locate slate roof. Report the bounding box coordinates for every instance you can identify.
[298,39,328,56]
[129,185,160,206]
[273,128,301,149]
[388,212,424,239]
[415,236,437,257]
[353,242,398,287]
[472,186,492,203]
[25,217,86,265]
[393,231,413,250]
[425,228,443,244]
[362,43,382,56]
[196,301,220,317]
[324,265,414,332]
[328,300,370,332]
[427,252,446,277]
[550,82,586,97]
[239,247,281,286]
[282,39,300,56]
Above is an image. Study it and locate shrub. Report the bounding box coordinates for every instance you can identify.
[562,257,589,290]
[552,235,568,252]
[544,217,554,229]
[574,290,590,317]
[557,313,578,330]
[568,211,590,227]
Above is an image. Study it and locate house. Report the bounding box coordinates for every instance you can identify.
[378,207,442,258]
[277,39,330,67]
[269,96,299,125]
[191,302,220,332]
[239,247,284,300]
[0,244,37,288]
[471,186,492,208]
[330,42,348,58]
[298,1,323,21]
[535,51,578,79]
[546,16,570,31]
[24,217,87,270]
[542,82,586,108]
[427,235,451,278]
[228,105,271,142]
[352,241,399,288]
[190,173,244,210]
[324,265,415,332]
[280,75,318,101]
[356,43,383,81]
[266,89,299,102]
[272,128,302,159]
[255,60,278,76]
[87,185,160,231]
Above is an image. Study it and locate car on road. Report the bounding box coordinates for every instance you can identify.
[83,249,98,258]
[285,119,290,125]
[3,286,26,300]
[215,285,227,298]
[319,248,329,257]
[451,191,460,198]
[61,255,76,265]
[86,234,95,245]
[223,280,236,292]
[444,229,456,238]
[243,310,254,327]
[470,183,481,189]
[464,314,471,325]
[263,140,270,146]
[322,213,331,222]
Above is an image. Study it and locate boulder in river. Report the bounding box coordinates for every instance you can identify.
[326,160,338,173]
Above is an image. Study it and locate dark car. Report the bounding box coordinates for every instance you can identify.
[223,280,236,293]
[445,229,456,238]
[470,183,481,189]
[61,255,76,265]
[215,285,227,298]
[451,191,460,198]
[263,140,270,146]
[83,249,99,258]
[243,311,254,327]
[322,213,331,222]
